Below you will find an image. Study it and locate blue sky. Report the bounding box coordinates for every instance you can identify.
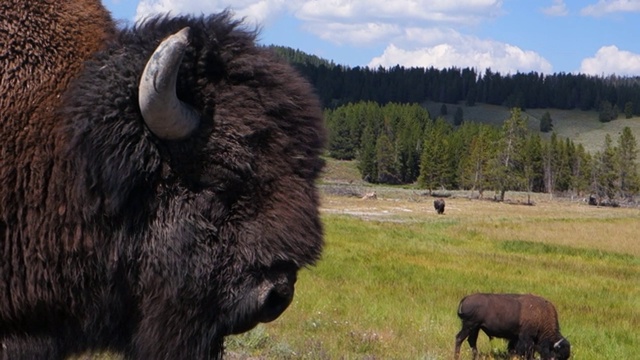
[104,0,640,76]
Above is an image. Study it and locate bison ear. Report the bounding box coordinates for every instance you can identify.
[139,27,201,140]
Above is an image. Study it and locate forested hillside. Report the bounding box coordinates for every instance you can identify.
[271,46,640,115]
[271,46,640,203]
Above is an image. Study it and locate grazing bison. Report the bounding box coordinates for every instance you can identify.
[1,1,326,359]
[454,293,570,360]
[434,198,446,214]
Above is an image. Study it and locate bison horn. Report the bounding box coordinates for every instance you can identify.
[139,27,200,140]
[554,338,565,348]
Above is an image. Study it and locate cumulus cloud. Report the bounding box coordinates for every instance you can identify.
[134,1,552,73]
[136,0,504,32]
[541,0,569,16]
[581,0,640,16]
[579,46,640,76]
[302,22,402,46]
[368,29,553,74]
[295,0,504,25]
[135,0,289,25]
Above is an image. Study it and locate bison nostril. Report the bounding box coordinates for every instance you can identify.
[256,270,295,323]
[258,282,294,323]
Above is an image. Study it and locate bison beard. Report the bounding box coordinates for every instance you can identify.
[1,1,326,359]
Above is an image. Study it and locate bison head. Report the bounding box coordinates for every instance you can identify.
[61,12,325,358]
[553,337,571,360]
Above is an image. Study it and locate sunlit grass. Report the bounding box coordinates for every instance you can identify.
[227,193,640,359]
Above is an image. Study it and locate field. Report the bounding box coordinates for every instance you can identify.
[75,160,639,360]
[224,161,640,359]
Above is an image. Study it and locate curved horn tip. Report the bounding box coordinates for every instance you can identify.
[172,27,191,43]
[138,26,200,140]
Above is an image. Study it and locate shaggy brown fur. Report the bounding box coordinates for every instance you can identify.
[1,1,326,359]
[454,293,570,360]
[434,198,445,214]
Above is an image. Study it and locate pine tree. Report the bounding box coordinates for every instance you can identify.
[326,107,357,160]
[543,133,560,195]
[571,144,592,197]
[624,101,634,119]
[459,125,496,198]
[555,138,573,192]
[394,104,428,182]
[539,111,553,133]
[489,108,528,201]
[375,132,397,184]
[418,119,452,192]
[591,135,618,201]
[358,123,378,182]
[522,134,544,203]
[454,107,464,126]
[616,126,639,198]
[599,100,616,123]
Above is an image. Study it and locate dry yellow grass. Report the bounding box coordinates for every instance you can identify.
[321,191,640,257]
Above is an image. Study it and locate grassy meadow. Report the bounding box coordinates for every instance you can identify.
[226,186,639,359]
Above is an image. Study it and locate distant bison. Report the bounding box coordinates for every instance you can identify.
[454,293,570,360]
[1,1,325,359]
[434,198,446,214]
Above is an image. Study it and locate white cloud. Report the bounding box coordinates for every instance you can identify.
[581,0,640,16]
[134,1,552,74]
[302,22,402,46]
[541,0,569,16]
[368,31,553,75]
[579,45,640,76]
[295,0,504,25]
[135,0,290,25]
[135,0,504,29]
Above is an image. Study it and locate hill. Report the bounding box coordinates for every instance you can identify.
[270,45,640,156]
[424,101,640,155]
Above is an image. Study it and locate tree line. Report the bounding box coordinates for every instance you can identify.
[326,102,639,202]
[271,46,640,117]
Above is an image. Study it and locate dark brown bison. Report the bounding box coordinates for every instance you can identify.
[1,1,325,359]
[434,198,446,214]
[454,293,570,360]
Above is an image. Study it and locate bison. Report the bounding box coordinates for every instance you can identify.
[454,293,570,360]
[1,1,326,359]
[434,198,446,214]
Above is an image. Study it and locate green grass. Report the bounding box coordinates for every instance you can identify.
[226,194,640,359]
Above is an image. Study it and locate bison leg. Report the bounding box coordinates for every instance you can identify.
[454,326,471,360]
[536,339,556,360]
[454,324,481,360]
[516,335,535,360]
[507,338,526,359]
[466,328,480,360]
[0,335,66,360]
